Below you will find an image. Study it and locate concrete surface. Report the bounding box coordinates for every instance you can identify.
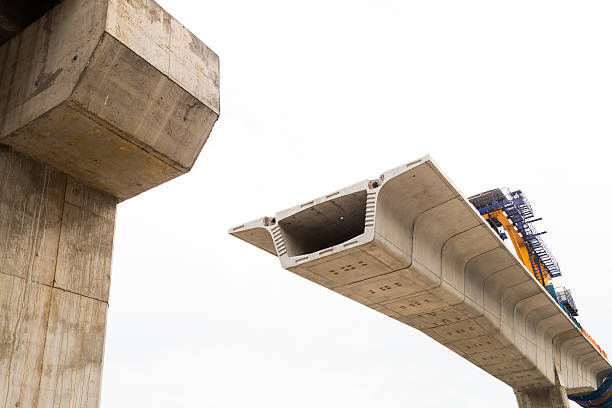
[231,156,611,405]
[0,0,62,45]
[0,0,220,201]
[0,145,114,408]
[515,386,571,408]
[0,0,220,406]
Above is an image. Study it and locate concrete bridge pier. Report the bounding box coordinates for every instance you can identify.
[515,386,571,408]
[0,146,116,407]
[514,366,572,407]
[0,0,219,407]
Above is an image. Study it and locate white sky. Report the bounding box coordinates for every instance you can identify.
[101,1,612,407]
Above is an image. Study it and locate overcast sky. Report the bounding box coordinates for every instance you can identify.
[101,1,612,407]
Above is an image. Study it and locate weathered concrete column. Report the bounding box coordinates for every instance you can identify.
[514,368,572,407]
[515,386,571,408]
[0,145,115,407]
[0,0,219,406]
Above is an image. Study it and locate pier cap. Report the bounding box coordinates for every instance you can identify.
[0,0,219,200]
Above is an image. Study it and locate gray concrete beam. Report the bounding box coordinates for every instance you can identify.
[230,156,611,402]
[0,0,219,200]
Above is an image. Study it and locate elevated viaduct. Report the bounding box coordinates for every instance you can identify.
[231,157,611,408]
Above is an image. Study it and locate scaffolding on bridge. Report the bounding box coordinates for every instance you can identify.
[469,188,607,363]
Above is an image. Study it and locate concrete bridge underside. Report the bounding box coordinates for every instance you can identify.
[231,157,611,407]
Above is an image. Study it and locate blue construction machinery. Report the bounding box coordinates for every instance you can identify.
[469,188,560,283]
[469,188,595,330]
[470,188,610,405]
[569,372,612,408]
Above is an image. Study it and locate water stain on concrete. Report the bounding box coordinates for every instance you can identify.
[31,68,62,99]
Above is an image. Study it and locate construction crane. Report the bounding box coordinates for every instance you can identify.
[470,189,611,407]
[469,189,559,286]
[469,188,607,361]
